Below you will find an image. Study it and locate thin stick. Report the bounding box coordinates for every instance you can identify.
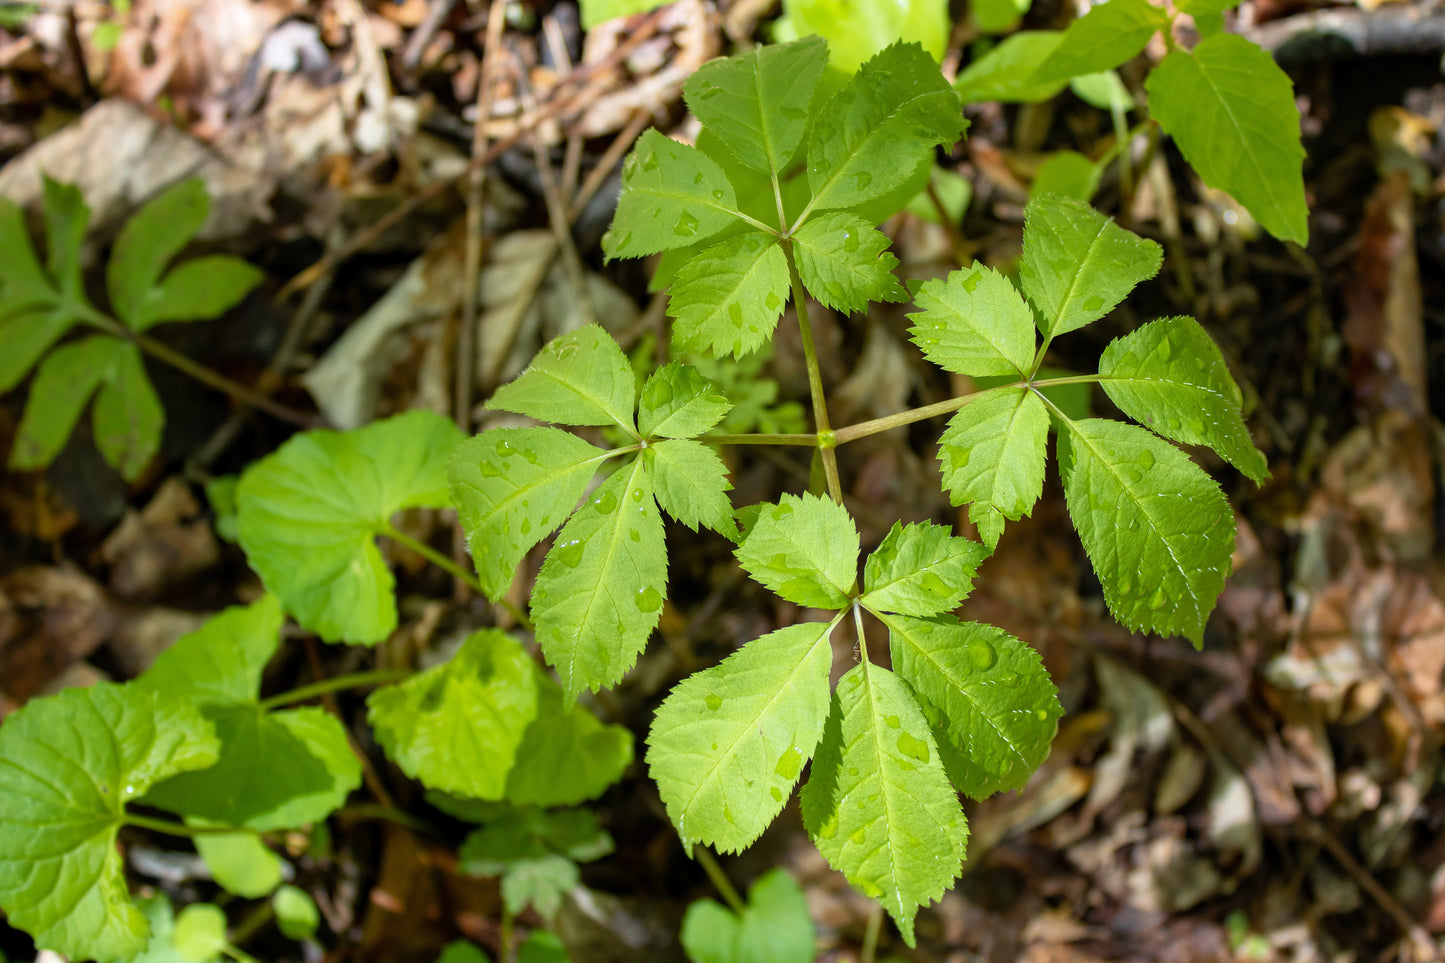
[568,107,651,222]
[127,330,320,428]
[694,846,747,915]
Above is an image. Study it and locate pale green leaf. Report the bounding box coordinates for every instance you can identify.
[10,335,161,480]
[1176,0,1237,15]
[955,32,1066,103]
[505,665,634,806]
[517,930,570,963]
[106,179,208,329]
[435,941,494,963]
[272,885,319,941]
[1145,34,1308,244]
[1058,418,1234,645]
[799,664,966,946]
[40,176,90,303]
[449,427,609,599]
[908,264,1036,378]
[880,614,1062,798]
[1031,150,1102,201]
[937,389,1049,550]
[860,521,986,617]
[647,620,837,853]
[1099,316,1269,482]
[579,0,665,27]
[735,493,858,609]
[648,439,737,538]
[236,409,465,644]
[488,325,637,432]
[0,684,220,963]
[125,256,263,332]
[792,212,907,313]
[195,832,284,898]
[1069,70,1132,111]
[172,904,227,962]
[138,595,283,704]
[367,629,539,798]
[776,0,948,77]
[1019,194,1162,338]
[806,42,967,214]
[681,869,815,963]
[459,808,612,918]
[533,458,667,699]
[1030,0,1167,85]
[0,197,57,318]
[905,166,973,225]
[971,0,1031,33]
[668,231,790,360]
[638,362,732,439]
[602,130,740,259]
[684,36,827,175]
[131,895,213,963]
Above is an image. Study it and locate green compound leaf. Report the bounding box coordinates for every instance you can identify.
[1099,316,1269,483]
[806,41,968,214]
[0,197,55,318]
[937,389,1050,550]
[10,334,162,481]
[449,427,609,600]
[0,307,74,393]
[368,629,538,799]
[1057,418,1234,646]
[859,521,986,618]
[908,264,1037,378]
[735,493,858,609]
[236,409,465,644]
[126,256,263,333]
[0,684,220,963]
[1019,194,1163,339]
[40,176,91,305]
[791,212,907,314]
[639,362,732,439]
[684,36,827,176]
[668,231,790,360]
[533,458,667,700]
[1146,34,1308,245]
[648,439,738,538]
[880,613,1062,798]
[1030,0,1167,86]
[460,808,612,919]
[603,129,740,260]
[799,664,966,947]
[505,664,635,806]
[955,32,1067,104]
[487,325,637,432]
[681,868,816,963]
[648,619,836,854]
[136,596,362,830]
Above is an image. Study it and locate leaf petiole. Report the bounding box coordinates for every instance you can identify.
[122,814,256,838]
[784,244,844,503]
[694,845,747,916]
[256,669,413,712]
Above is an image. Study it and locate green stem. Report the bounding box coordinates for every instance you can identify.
[123,814,254,838]
[783,244,844,503]
[334,802,438,835]
[832,383,1007,445]
[257,669,412,711]
[500,905,515,963]
[700,433,818,447]
[227,901,275,947]
[385,525,489,598]
[860,902,883,963]
[694,845,747,915]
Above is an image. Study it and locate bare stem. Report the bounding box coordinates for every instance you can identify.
[123,814,254,838]
[695,845,747,915]
[699,433,818,447]
[783,246,844,503]
[257,669,412,711]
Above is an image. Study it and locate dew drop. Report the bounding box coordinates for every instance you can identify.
[818,814,839,839]
[478,459,502,478]
[853,171,872,190]
[674,211,700,237]
[966,641,996,670]
[1148,586,1169,610]
[765,293,782,311]
[636,586,663,612]
[594,490,618,514]
[520,518,532,534]
[771,786,783,801]
[693,172,705,185]
[554,540,585,567]
[780,105,807,120]
[896,731,930,763]
[642,151,659,172]
[850,827,867,844]
[712,189,726,201]
[962,270,983,293]
[1034,708,1050,721]
[775,745,804,780]
[885,715,901,729]
[842,231,859,253]
[705,693,723,711]
[1083,295,1105,312]
[631,487,644,502]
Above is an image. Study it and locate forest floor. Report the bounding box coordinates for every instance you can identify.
[2,0,1445,961]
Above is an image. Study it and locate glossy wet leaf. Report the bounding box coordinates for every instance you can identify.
[908,264,1036,378]
[954,32,1066,103]
[603,129,740,260]
[791,212,907,313]
[648,620,836,854]
[668,231,790,360]
[449,427,609,599]
[1019,194,1163,339]
[648,439,737,538]
[683,36,827,175]
[881,614,1061,798]
[806,41,967,214]
[799,664,966,946]
[533,458,667,700]
[859,521,986,617]
[487,325,637,432]
[1099,316,1269,482]
[1058,418,1235,646]
[681,868,815,963]
[638,361,733,439]
[1030,0,1167,85]
[735,493,858,609]
[0,684,219,963]
[936,389,1050,550]
[235,409,465,644]
[1146,34,1308,244]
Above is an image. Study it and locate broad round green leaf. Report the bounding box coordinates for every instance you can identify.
[648,619,837,853]
[504,664,635,807]
[0,684,220,963]
[235,409,465,644]
[799,664,966,947]
[195,831,284,898]
[1100,315,1269,483]
[681,869,815,963]
[1146,34,1308,245]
